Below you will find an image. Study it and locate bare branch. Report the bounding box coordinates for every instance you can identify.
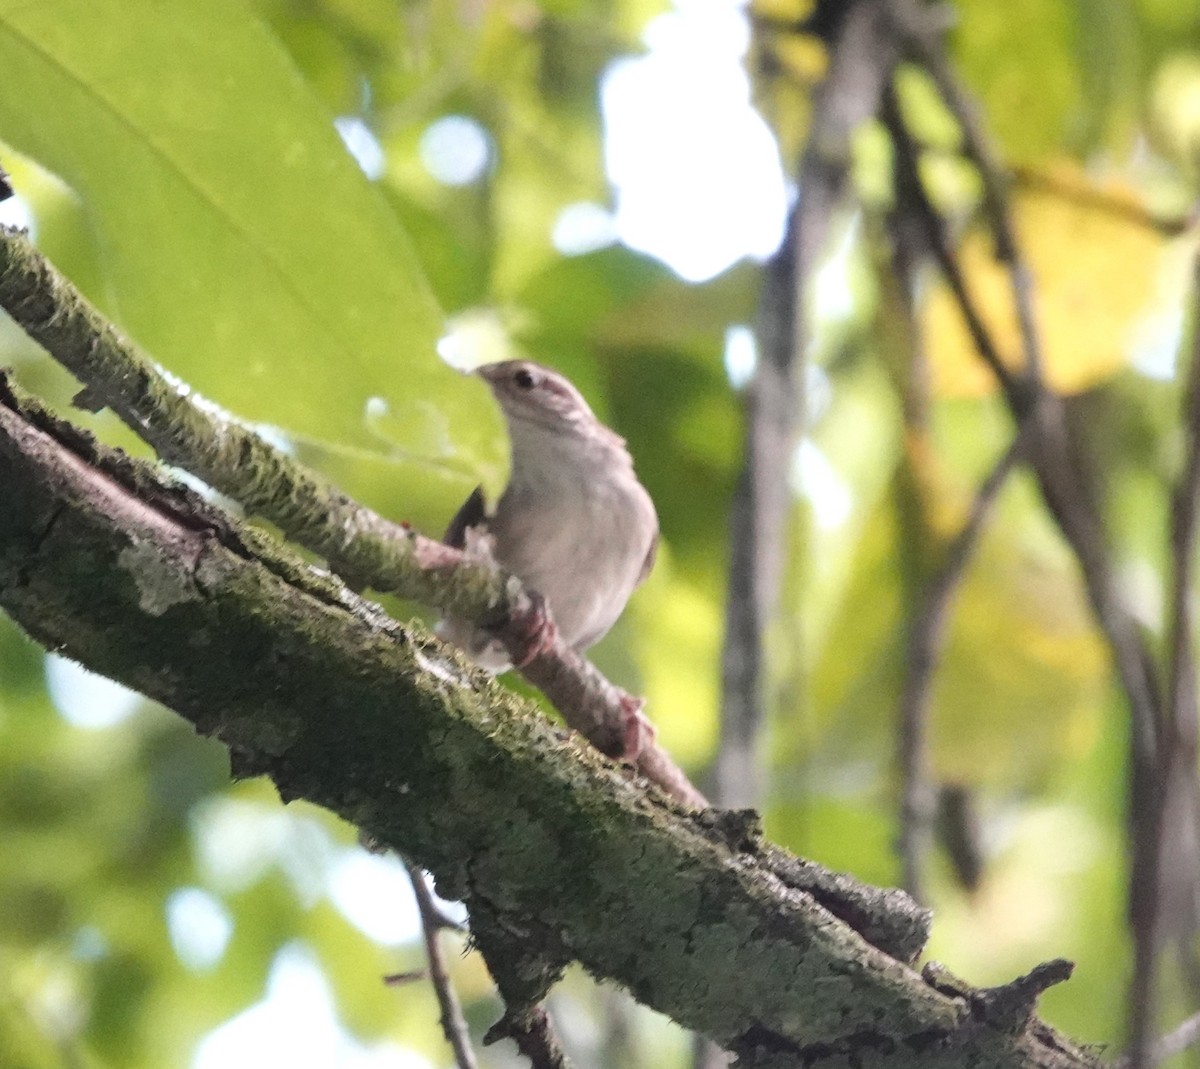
[883,56,1174,1034]
[1128,254,1200,1069]
[718,231,797,810]
[880,87,1017,398]
[404,862,479,1069]
[718,0,897,806]
[887,11,1163,758]
[895,431,1027,900]
[881,79,1162,780]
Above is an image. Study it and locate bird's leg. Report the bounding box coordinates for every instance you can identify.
[501,590,559,669]
[616,692,656,763]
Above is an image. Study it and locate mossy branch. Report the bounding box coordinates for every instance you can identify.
[0,376,1099,1068]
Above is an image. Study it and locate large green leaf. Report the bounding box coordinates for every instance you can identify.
[0,0,506,495]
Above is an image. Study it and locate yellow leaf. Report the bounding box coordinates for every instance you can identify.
[924,170,1185,397]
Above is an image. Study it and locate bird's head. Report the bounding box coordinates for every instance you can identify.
[477,360,595,430]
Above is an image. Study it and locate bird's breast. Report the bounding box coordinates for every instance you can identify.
[487,452,655,650]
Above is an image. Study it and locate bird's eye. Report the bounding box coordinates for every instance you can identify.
[513,368,537,390]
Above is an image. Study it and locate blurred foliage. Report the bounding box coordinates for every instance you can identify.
[924,172,1194,396]
[2,0,1200,1066]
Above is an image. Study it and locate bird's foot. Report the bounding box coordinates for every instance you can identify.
[617,692,656,763]
[504,591,559,668]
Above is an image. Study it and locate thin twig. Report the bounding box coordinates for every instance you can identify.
[383,969,428,985]
[895,431,1027,900]
[1151,1007,1200,1067]
[1129,254,1200,1068]
[895,2,1044,383]
[0,225,705,809]
[1011,167,1196,237]
[1116,1007,1200,1069]
[891,9,1164,767]
[882,77,946,902]
[880,88,1018,397]
[404,862,478,1069]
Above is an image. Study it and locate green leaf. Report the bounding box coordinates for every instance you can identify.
[951,0,1084,161]
[0,0,506,496]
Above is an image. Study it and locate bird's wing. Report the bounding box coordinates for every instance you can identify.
[443,486,488,548]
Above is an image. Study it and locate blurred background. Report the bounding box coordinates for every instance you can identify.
[2,0,1200,1065]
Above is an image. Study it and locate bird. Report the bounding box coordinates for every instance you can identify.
[438,359,659,678]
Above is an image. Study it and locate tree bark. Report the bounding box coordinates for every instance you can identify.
[0,378,1099,1068]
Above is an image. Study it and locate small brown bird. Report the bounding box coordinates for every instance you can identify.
[438,360,659,677]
